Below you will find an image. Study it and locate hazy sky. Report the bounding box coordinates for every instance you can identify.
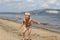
[0,0,60,12]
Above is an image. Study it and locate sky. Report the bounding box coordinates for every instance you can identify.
[0,0,60,12]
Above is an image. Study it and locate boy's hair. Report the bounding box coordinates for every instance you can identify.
[25,12,30,16]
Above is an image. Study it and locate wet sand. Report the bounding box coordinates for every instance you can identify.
[0,19,60,40]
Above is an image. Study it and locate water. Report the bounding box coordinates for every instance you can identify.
[33,14,60,26]
[0,12,60,32]
[0,13,60,25]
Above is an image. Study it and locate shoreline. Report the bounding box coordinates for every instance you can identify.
[0,18,60,33]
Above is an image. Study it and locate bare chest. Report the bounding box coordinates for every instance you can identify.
[23,20,31,27]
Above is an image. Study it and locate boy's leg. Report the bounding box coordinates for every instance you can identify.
[27,29,31,40]
[22,28,27,40]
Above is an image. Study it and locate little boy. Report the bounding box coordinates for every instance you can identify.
[20,12,40,40]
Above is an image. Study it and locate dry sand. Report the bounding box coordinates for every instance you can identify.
[0,19,60,40]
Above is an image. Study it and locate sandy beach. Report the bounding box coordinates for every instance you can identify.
[0,19,60,40]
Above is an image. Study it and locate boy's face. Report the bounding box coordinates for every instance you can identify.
[25,15,30,20]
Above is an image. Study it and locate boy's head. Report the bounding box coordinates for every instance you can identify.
[25,12,30,20]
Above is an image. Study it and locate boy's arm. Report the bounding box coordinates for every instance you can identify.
[31,19,40,24]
